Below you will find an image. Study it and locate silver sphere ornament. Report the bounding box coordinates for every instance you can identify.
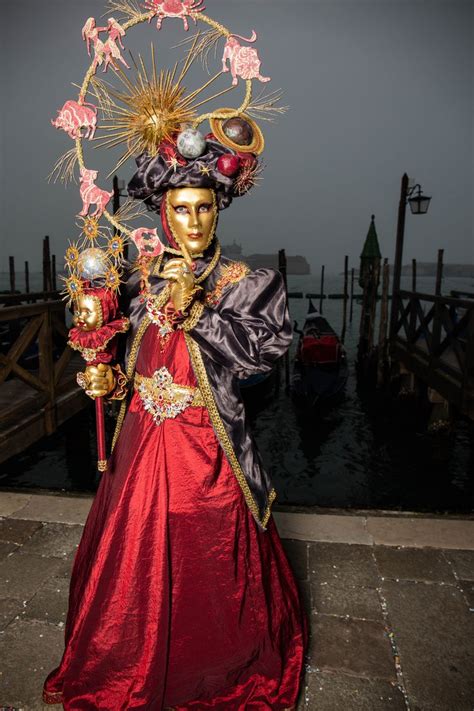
[77,248,109,281]
[177,129,207,159]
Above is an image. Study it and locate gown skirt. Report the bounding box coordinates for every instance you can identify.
[43,324,308,710]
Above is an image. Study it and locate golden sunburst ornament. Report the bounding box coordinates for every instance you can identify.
[106,233,126,260]
[79,216,101,245]
[64,243,80,270]
[95,40,231,175]
[61,274,84,305]
[104,266,122,290]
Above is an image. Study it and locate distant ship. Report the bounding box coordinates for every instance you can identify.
[221,241,310,275]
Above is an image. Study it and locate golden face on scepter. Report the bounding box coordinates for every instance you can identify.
[72,294,104,332]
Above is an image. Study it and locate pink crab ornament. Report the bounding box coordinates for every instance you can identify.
[79,169,114,217]
[143,0,205,31]
[51,100,98,140]
[130,228,165,258]
[222,31,271,86]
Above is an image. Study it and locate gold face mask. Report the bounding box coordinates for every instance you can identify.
[72,294,103,332]
[165,188,217,256]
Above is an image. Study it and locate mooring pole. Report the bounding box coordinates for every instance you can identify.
[389,173,409,342]
[341,255,349,344]
[350,267,355,323]
[9,256,15,293]
[25,261,30,294]
[278,248,290,390]
[319,265,325,314]
[43,235,52,294]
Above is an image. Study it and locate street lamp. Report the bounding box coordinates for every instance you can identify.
[389,173,431,340]
[407,184,431,215]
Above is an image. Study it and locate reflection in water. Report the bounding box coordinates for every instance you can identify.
[0,274,473,513]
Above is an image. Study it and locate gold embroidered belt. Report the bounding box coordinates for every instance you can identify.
[134,366,205,426]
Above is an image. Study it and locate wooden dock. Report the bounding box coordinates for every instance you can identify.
[390,289,474,419]
[0,298,88,465]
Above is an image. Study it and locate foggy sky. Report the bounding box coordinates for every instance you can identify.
[1,0,472,274]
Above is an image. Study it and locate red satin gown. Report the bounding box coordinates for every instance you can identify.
[43,323,308,710]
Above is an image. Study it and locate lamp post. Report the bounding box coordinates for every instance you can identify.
[389,173,431,341]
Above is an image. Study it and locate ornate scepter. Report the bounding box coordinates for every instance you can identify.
[63,229,130,472]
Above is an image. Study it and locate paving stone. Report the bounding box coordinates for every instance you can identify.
[0,492,32,517]
[10,493,92,525]
[309,542,379,588]
[309,614,396,680]
[367,517,474,550]
[375,546,456,583]
[53,548,78,580]
[282,539,309,580]
[306,671,406,710]
[23,576,70,625]
[0,597,24,631]
[296,580,312,619]
[274,512,372,545]
[311,582,383,621]
[444,549,474,581]
[0,540,18,559]
[382,580,474,710]
[0,618,64,710]
[458,579,474,610]
[1,553,63,600]
[0,517,43,544]
[18,522,83,559]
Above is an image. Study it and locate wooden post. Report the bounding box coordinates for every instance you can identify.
[113,175,128,261]
[319,265,325,314]
[377,258,390,385]
[24,261,30,294]
[389,173,409,341]
[435,248,444,296]
[43,236,52,294]
[409,258,417,344]
[412,258,417,292]
[278,249,290,390]
[430,249,444,365]
[349,267,355,323]
[9,256,15,293]
[38,307,56,434]
[341,255,348,344]
[52,255,57,291]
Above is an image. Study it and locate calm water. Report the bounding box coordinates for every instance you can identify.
[1,272,473,513]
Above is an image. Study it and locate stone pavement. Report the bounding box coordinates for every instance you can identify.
[0,492,473,711]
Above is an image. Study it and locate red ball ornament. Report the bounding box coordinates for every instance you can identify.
[216,153,241,177]
[237,152,257,168]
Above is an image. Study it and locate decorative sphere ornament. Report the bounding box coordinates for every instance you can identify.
[77,248,109,281]
[222,117,253,146]
[216,154,241,177]
[176,129,207,159]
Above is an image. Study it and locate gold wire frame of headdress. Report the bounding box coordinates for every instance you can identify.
[68,5,255,244]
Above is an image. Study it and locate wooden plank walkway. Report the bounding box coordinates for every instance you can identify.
[0,299,89,465]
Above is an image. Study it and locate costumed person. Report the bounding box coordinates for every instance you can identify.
[43,3,308,708]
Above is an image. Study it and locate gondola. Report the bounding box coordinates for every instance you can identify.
[291,299,348,408]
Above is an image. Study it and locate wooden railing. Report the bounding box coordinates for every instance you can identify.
[0,300,73,435]
[390,290,474,415]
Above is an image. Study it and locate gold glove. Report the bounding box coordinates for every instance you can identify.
[160,258,202,313]
[77,363,116,399]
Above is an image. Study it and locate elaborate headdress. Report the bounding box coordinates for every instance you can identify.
[51,0,287,274]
